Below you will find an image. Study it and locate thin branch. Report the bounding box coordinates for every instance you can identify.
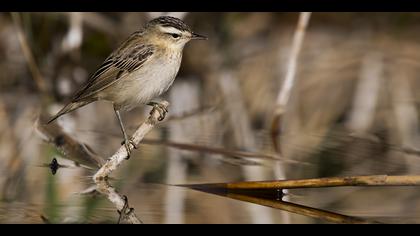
[10,12,47,93]
[141,139,306,165]
[275,12,311,112]
[163,104,217,123]
[62,127,303,163]
[93,101,169,180]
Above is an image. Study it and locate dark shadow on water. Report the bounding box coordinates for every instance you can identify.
[177,183,382,224]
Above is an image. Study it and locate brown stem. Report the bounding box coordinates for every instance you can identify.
[217,175,420,190]
[11,12,47,93]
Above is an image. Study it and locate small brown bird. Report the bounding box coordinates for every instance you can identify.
[47,16,207,157]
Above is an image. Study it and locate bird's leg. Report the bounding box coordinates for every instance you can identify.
[114,107,137,160]
[147,101,168,121]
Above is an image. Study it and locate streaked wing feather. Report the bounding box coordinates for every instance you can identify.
[72,35,154,102]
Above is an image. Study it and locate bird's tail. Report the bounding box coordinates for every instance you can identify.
[47,100,91,124]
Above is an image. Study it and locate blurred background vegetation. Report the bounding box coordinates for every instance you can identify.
[1,12,420,223]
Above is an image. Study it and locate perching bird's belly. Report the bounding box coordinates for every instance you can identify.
[100,55,181,111]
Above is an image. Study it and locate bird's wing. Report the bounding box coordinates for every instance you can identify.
[72,35,154,102]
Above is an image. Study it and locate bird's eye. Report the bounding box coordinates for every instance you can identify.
[170,33,180,39]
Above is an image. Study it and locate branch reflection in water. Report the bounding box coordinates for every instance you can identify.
[95,179,142,224]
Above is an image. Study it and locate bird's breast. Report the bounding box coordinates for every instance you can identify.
[110,53,182,111]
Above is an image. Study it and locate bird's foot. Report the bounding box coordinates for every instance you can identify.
[148,102,168,121]
[121,138,137,160]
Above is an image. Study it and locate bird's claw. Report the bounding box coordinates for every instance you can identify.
[121,139,138,149]
[150,103,168,121]
[121,138,137,160]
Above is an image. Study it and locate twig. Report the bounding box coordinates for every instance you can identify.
[181,175,420,190]
[163,104,217,123]
[65,127,305,163]
[275,12,311,112]
[142,139,309,166]
[95,179,142,224]
[271,12,311,152]
[93,101,169,180]
[10,12,47,93]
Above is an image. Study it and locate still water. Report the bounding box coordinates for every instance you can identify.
[2,139,420,224]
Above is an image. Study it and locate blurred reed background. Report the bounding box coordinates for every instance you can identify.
[1,12,420,223]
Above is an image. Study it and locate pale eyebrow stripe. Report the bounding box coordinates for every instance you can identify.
[159,26,183,34]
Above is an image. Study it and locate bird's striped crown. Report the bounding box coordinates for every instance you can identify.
[147,16,192,33]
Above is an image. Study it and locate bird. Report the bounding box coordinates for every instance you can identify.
[47,16,207,158]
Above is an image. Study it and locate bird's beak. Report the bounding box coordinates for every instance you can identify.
[191,32,208,40]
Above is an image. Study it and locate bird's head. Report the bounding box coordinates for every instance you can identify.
[145,16,207,49]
